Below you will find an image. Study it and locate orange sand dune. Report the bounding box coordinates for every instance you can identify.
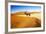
[11,12,41,28]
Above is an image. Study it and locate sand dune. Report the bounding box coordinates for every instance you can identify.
[11,12,41,28]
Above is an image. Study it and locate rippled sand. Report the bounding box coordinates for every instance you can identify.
[11,12,41,28]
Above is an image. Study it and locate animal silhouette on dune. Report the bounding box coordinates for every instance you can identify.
[25,12,31,16]
[11,12,41,28]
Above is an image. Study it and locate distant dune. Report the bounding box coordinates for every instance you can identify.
[11,12,41,28]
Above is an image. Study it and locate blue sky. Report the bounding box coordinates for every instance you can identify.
[11,5,41,12]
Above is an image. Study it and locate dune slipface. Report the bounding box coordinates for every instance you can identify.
[11,12,41,28]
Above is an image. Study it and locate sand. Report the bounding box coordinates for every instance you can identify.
[11,12,41,28]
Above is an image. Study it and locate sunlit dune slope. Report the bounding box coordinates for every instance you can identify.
[11,12,41,28]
